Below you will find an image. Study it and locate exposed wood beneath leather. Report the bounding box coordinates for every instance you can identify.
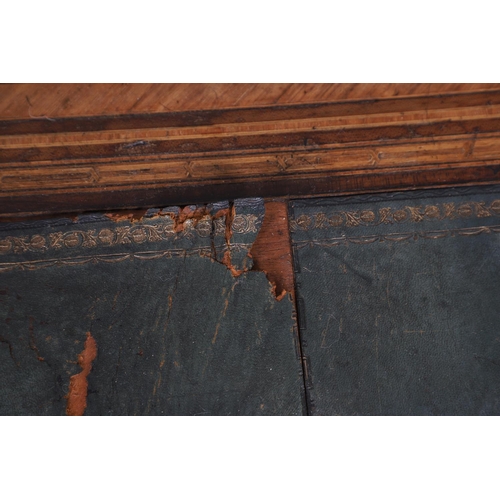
[249,201,295,301]
[2,87,500,218]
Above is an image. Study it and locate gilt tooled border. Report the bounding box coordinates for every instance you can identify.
[293,224,500,249]
[0,213,262,256]
[290,199,500,232]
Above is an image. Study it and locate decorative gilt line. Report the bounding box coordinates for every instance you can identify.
[0,243,253,273]
[289,199,500,231]
[293,225,500,249]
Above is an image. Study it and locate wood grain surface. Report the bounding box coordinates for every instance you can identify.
[2,84,500,120]
[2,84,500,218]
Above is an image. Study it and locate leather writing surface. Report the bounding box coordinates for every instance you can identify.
[0,200,305,415]
[290,186,500,415]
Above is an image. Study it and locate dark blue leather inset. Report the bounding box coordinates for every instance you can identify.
[0,200,305,415]
[290,186,500,415]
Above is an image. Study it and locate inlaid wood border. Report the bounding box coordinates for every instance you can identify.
[3,89,500,218]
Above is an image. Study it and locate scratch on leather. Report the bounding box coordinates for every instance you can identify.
[28,316,45,362]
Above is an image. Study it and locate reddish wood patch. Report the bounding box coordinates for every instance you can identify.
[66,332,97,416]
[250,201,294,300]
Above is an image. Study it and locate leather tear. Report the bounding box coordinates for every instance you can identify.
[220,202,244,278]
[199,199,294,300]
[157,205,211,232]
[66,331,97,416]
[104,208,149,223]
[0,335,19,367]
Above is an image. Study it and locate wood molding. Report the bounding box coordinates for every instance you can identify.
[2,88,500,218]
